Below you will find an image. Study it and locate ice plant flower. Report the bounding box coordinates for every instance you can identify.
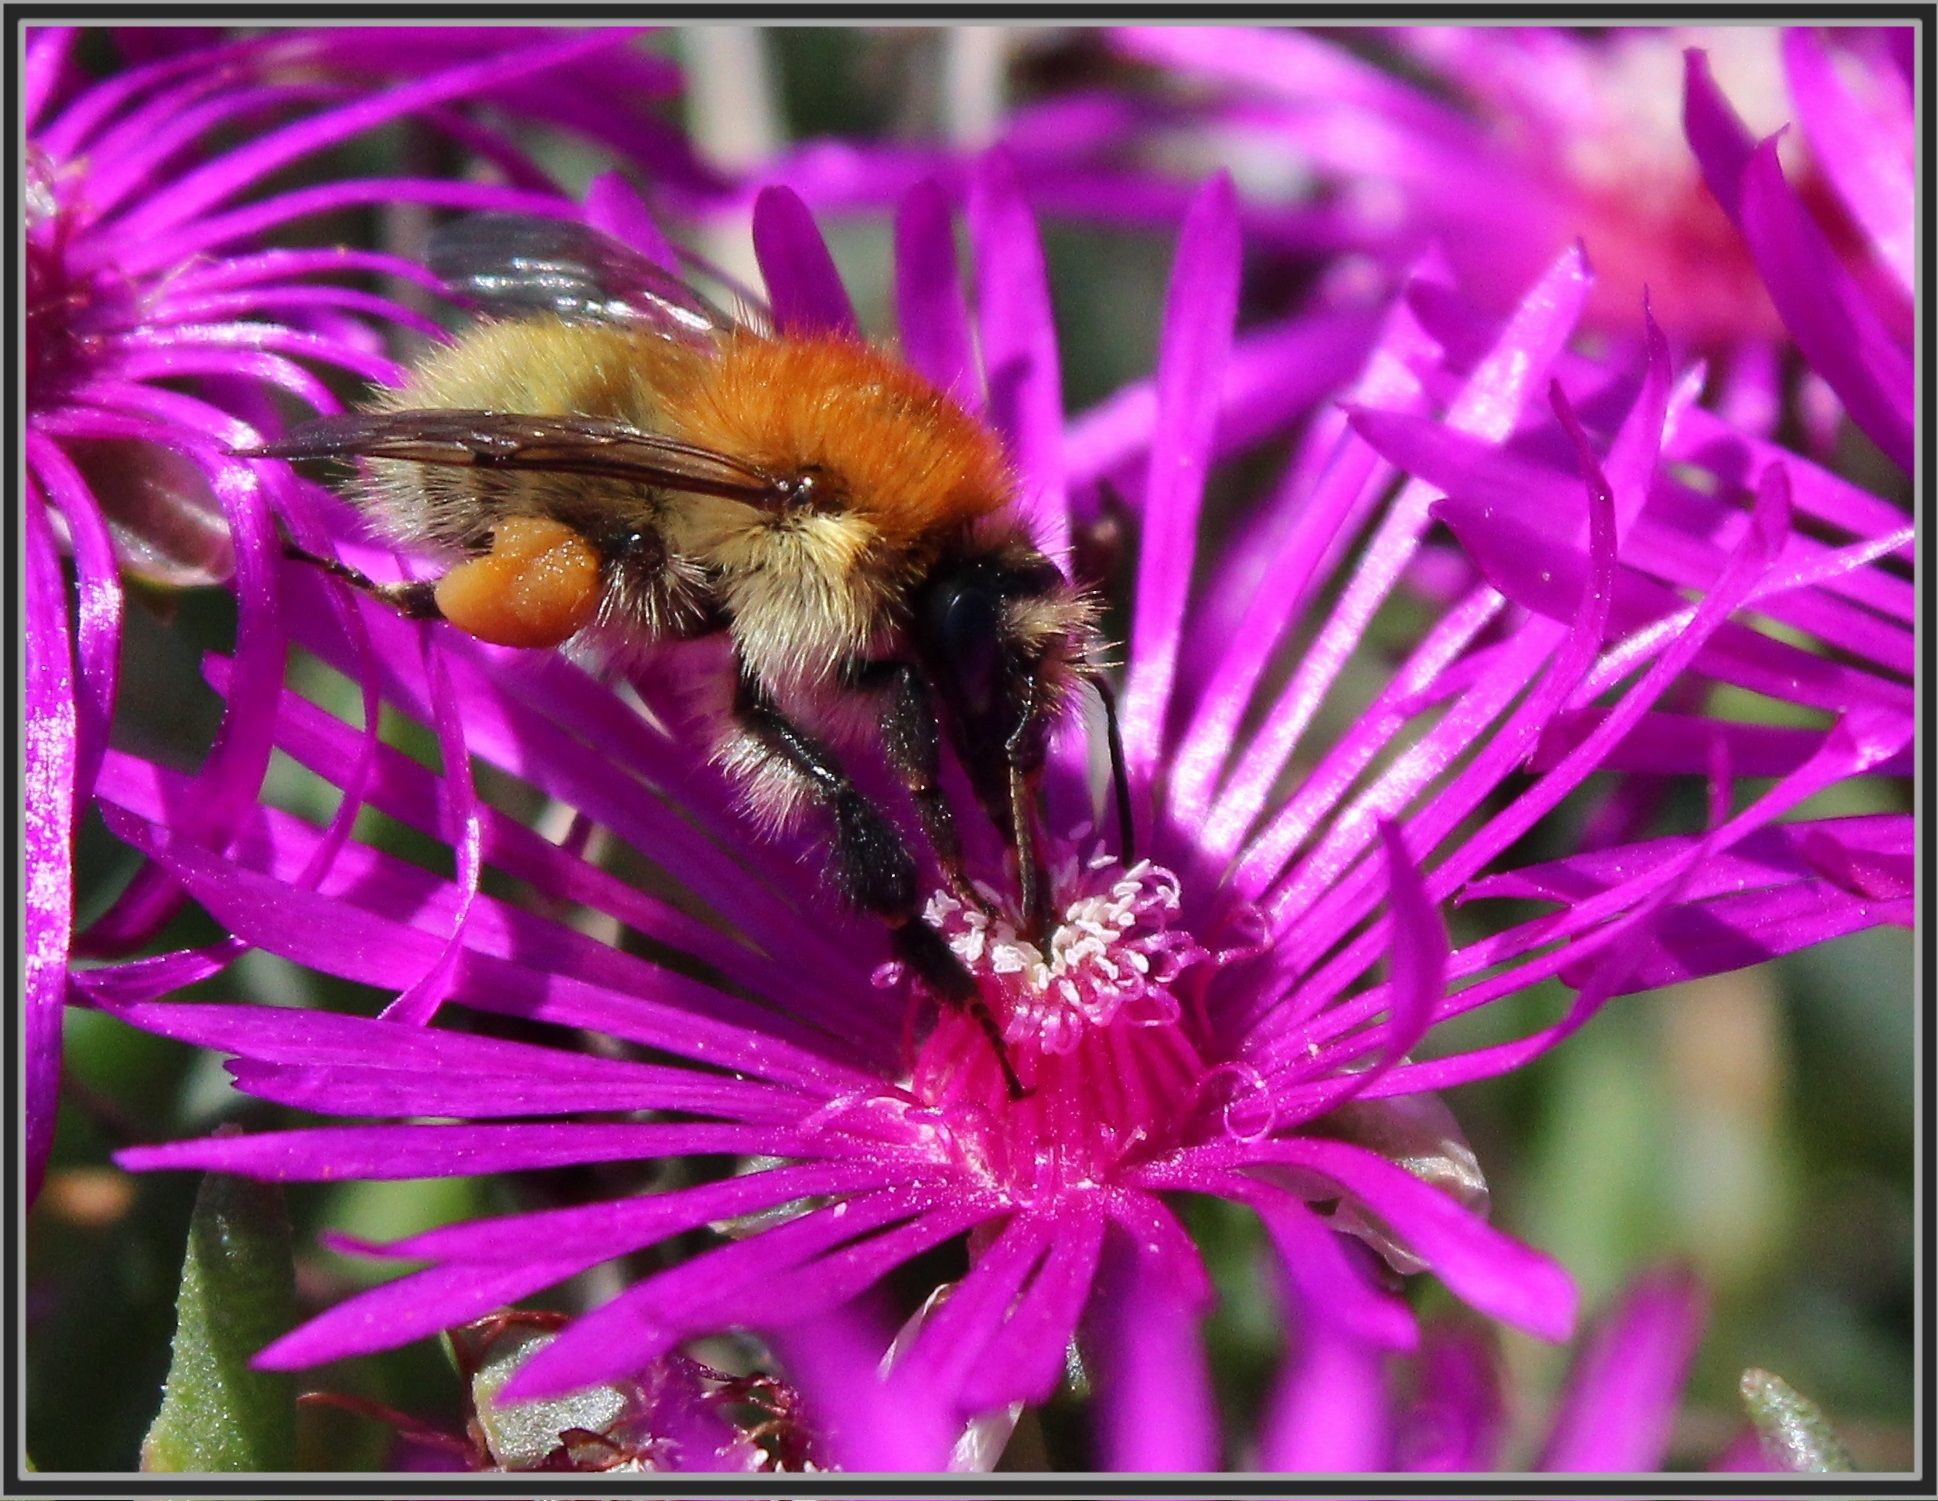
[22,24,664,1202]
[1057,26,1910,359]
[99,152,1909,1471]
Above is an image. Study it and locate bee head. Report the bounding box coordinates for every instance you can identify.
[912,545,1108,931]
[914,553,1060,764]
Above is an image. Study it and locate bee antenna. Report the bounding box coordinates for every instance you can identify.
[1089,672,1135,861]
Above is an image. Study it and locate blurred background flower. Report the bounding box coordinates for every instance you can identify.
[24,24,677,1206]
[28,23,1913,1476]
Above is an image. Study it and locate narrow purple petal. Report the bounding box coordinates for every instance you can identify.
[110,319,404,385]
[117,1121,805,1181]
[1539,1268,1707,1471]
[1682,48,1757,217]
[150,282,445,340]
[95,998,800,1126]
[98,179,572,280]
[770,1304,956,1472]
[1210,244,1590,878]
[1465,815,1911,908]
[36,33,278,162]
[25,438,122,810]
[1087,1197,1218,1471]
[166,245,445,297]
[1399,1326,1504,1471]
[83,80,345,221]
[1349,853,1693,1096]
[381,640,479,1028]
[583,169,682,274]
[1163,270,1444,833]
[968,149,1069,557]
[1260,1308,1392,1471]
[380,1160,939,1266]
[1781,28,1913,297]
[222,1059,785,1123]
[893,178,979,408]
[958,1207,1106,1413]
[1154,1139,1576,1342]
[23,493,75,1206]
[24,27,78,133]
[1225,1175,1418,1351]
[107,30,636,243]
[1736,136,1911,470]
[1591,885,1912,993]
[750,185,858,337]
[1120,174,1240,789]
[69,942,246,1007]
[1364,822,1447,1073]
[503,1187,998,1402]
[254,1258,589,1370]
[93,793,877,1090]
[886,1214,1049,1410]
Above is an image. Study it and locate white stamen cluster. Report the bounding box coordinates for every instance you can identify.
[926,855,1209,1056]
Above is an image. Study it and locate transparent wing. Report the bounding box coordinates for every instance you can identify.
[242,410,790,506]
[428,215,740,345]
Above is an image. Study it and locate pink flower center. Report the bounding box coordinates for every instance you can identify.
[1507,29,1803,343]
[904,853,1227,1197]
[25,145,130,402]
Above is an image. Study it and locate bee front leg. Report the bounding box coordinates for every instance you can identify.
[731,668,1027,1100]
[284,539,444,620]
[840,658,985,914]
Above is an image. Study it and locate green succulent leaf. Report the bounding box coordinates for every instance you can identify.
[140,1168,298,1472]
[1741,1367,1855,1473]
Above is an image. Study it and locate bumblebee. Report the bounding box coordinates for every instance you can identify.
[245,215,1132,1095]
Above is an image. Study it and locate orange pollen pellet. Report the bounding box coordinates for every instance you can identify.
[433,515,602,649]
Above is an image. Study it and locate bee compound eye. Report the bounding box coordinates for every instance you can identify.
[920,574,1004,718]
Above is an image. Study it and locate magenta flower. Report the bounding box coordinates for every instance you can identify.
[1262,1267,1774,1473]
[23,25,664,1203]
[93,139,1908,1472]
[983,25,1908,364]
[1108,27,1906,356]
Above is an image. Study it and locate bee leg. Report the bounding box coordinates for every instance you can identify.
[283,540,442,619]
[841,658,984,914]
[732,669,1028,1100]
[1089,672,1136,862]
[1003,685,1056,943]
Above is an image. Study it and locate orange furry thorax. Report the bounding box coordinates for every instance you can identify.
[651,330,1015,548]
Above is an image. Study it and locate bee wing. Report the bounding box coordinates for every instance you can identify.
[428,215,740,345]
[242,410,791,507]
